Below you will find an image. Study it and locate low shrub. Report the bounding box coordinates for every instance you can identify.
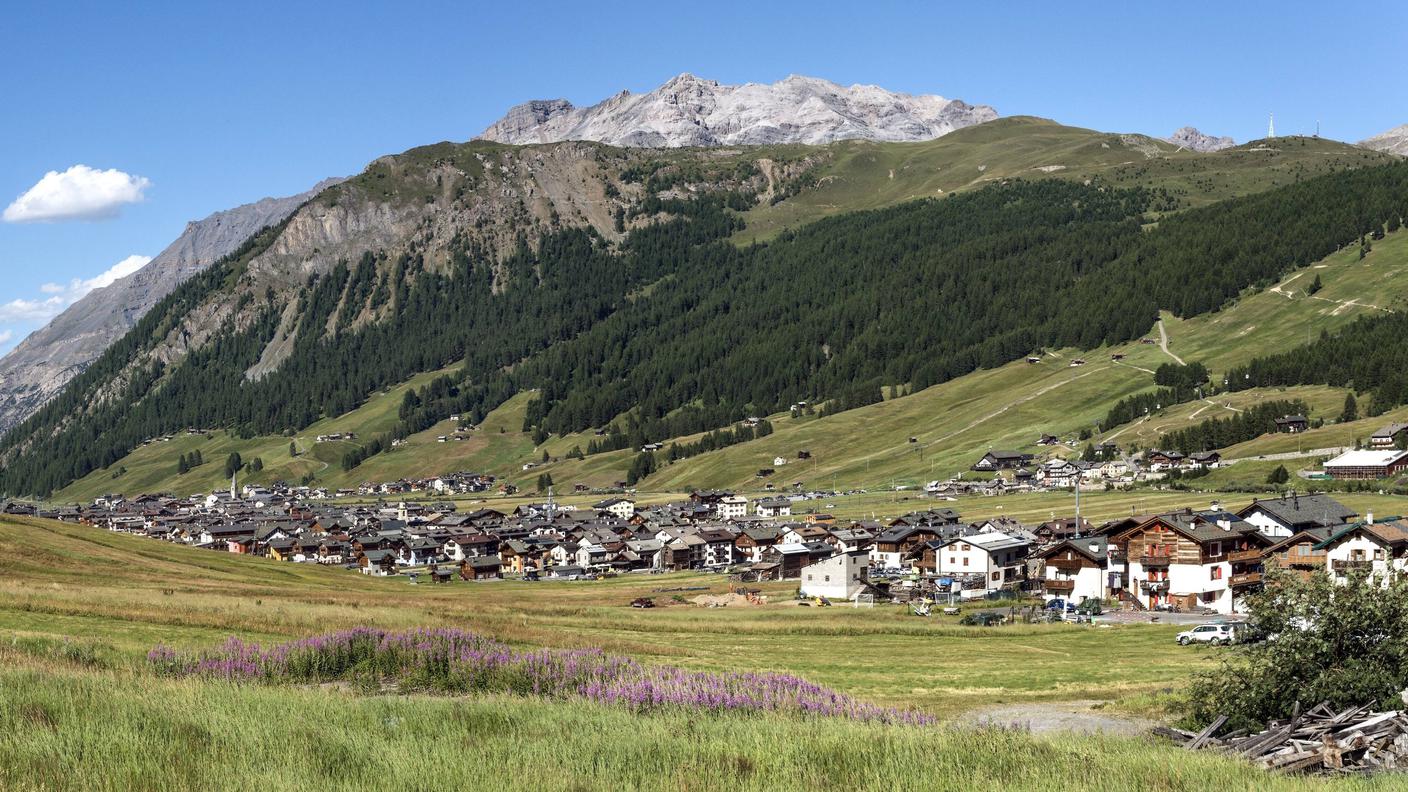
[149,627,932,725]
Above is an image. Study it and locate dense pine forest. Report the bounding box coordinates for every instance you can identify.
[1225,313,1408,415]
[3,160,1408,497]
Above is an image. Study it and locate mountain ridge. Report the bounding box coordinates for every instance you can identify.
[1166,126,1236,152]
[478,73,998,147]
[1362,123,1408,156]
[0,177,345,435]
[2,117,1403,497]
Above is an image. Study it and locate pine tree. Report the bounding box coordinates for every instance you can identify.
[1341,393,1359,423]
[536,472,553,492]
[625,451,657,486]
[1306,274,1322,295]
[224,452,243,477]
[177,454,189,475]
[1267,465,1290,485]
[289,441,298,457]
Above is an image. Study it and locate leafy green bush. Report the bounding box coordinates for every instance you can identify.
[1187,568,1408,732]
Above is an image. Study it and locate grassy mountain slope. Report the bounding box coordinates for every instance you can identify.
[19,126,1408,501]
[616,226,1408,490]
[51,219,1408,502]
[737,118,1397,242]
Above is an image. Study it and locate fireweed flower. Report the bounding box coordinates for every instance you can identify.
[150,627,932,726]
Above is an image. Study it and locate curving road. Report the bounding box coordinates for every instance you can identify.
[1157,318,1185,366]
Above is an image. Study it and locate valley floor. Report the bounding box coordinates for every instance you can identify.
[1,515,1402,790]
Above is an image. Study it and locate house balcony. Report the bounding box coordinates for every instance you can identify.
[1279,552,1326,569]
[1043,578,1076,594]
[1228,548,1263,564]
[1332,559,1375,572]
[1141,579,1170,593]
[1229,571,1263,588]
[1139,554,1171,567]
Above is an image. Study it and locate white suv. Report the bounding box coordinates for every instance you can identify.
[1177,623,1236,646]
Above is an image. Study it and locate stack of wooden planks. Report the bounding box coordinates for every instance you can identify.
[1155,701,1408,775]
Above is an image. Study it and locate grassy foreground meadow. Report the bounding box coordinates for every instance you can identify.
[3,663,1392,792]
[2,515,1405,790]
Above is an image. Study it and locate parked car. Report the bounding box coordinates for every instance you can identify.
[1177,623,1236,646]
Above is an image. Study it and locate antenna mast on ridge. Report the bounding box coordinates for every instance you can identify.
[1268,113,1276,139]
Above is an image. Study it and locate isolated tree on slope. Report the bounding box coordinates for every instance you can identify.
[1340,393,1359,423]
[1266,464,1290,485]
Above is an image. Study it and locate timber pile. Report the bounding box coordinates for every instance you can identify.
[1155,702,1408,775]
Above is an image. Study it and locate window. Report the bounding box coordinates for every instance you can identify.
[824,575,830,582]
[991,571,1000,581]
[1208,541,1222,557]
[949,556,957,566]
[961,544,971,551]
[1375,550,1385,561]
[1210,567,1223,580]
[1297,544,1310,556]
[963,557,969,566]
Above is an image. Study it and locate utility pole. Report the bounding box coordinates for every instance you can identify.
[1074,477,1081,537]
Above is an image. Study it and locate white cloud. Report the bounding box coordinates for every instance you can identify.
[0,296,66,323]
[4,165,152,223]
[0,254,152,325]
[41,254,152,297]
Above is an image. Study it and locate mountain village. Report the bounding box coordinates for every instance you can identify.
[25,420,1404,619]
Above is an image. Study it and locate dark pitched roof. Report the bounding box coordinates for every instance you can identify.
[1238,494,1357,529]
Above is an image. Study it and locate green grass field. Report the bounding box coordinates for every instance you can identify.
[4,515,1406,790]
[0,516,1198,715]
[10,666,1388,792]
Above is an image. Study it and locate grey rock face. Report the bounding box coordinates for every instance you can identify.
[0,177,343,434]
[479,73,997,147]
[1360,124,1408,156]
[1166,127,1236,152]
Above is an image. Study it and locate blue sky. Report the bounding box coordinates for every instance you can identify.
[2,0,1405,354]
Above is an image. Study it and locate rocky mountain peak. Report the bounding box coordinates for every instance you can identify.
[1360,124,1408,156]
[1167,126,1236,153]
[477,74,996,148]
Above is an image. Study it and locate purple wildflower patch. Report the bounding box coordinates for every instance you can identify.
[148,627,932,725]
